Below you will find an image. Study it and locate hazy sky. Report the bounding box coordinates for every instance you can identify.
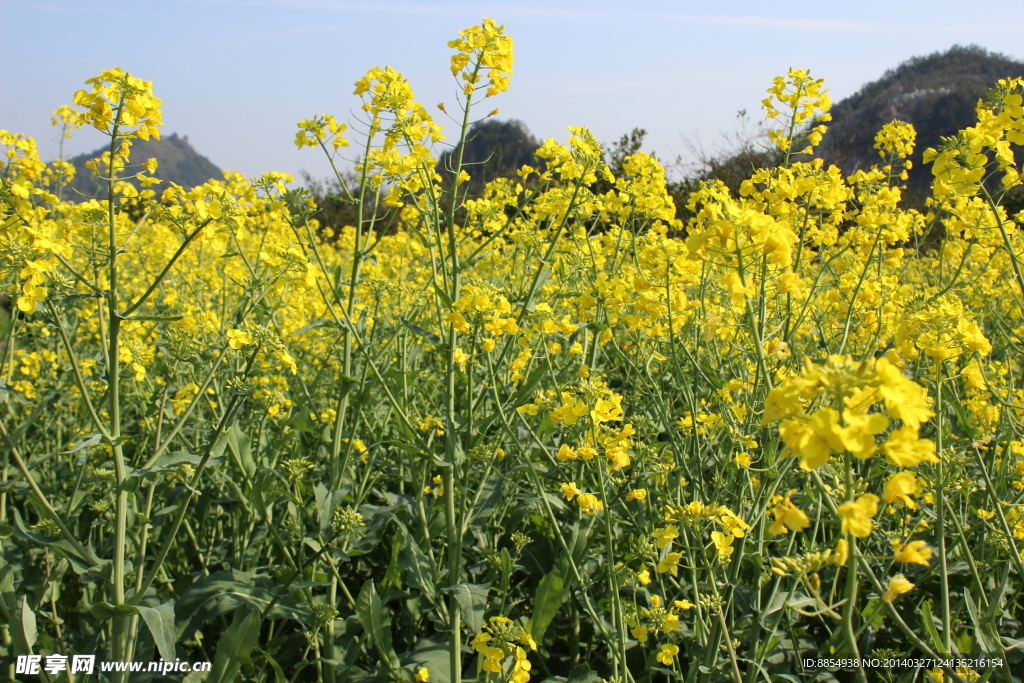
[4,0,1024,184]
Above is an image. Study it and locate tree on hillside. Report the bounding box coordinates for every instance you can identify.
[437,119,541,193]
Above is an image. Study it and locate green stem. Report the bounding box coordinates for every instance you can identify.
[841,458,866,683]
[130,352,255,603]
[105,103,129,680]
[935,364,952,653]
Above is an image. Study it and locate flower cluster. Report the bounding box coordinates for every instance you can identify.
[763,354,935,471]
[470,616,536,682]
[447,18,514,97]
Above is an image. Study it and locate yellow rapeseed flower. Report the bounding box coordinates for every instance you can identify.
[656,643,679,665]
[882,471,922,509]
[651,525,679,549]
[837,494,880,538]
[769,490,810,535]
[657,552,683,576]
[882,574,915,602]
[625,488,647,502]
[894,540,932,566]
[881,427,939,467]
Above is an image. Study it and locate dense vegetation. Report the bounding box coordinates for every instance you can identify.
[3,21,1024,683]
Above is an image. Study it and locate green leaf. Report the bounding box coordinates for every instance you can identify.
[401,318,442,346]
[206,604,262,683]
[469,471,503,524]
[11,596,37,657]
[90,601,118,619]
[403,641,450,683]
[175,570,305,641]
[504,363,549,411]
[525,570,564,642]
[288,318,328,337]
[138,601,177,662]
[445,583,489,635]
[249,470,286,522]
[382,526,406,591]
[355,580,400,671]
[89,601,139,620]
[964,588,999,654]
[389,441,427,458]
[258,647,288,683]
[566,664,601,683]
[315,485,349,537]
[920,600,947,655]
[287,414,319,434]
[120,313,185,322]
[432,284,453,309]
[225,421,257,478]
[986,562,1011,620]
[64,433,103,454]
[0,558,15,612]
[861,598,885,630]
[131,450,224,478]
[12,509,104,575]
[397,523,436,600]
[348,504,396,557]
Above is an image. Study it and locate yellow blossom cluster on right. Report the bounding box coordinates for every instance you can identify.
[763,354,936,471]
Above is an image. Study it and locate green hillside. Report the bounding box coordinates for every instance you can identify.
[64,132,222,200]
[817,44,1024,195]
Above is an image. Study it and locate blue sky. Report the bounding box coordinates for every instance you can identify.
[4,0,1024,184]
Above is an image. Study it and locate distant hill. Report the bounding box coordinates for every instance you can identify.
[664,44,1024,221]
[818,45,1024,196]
[64,132,222,200]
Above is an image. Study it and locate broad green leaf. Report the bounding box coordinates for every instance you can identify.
[566,664,602,683]
[504,363,549,411]
[397,523,436,600]
[288,318,328,337]
[175,571,306,641]
[12,509,104,575]
[89,601,139,619]
[121,313,185,322]
[249,469,286,521]
[11,596,37,656]
[355,580,400,671]
[225,421,256,478]
[138,600,177,662]
[468,471,503,524]
[131,450,224,478]
[431,283,453,309]
[403,640,450,683]
[258,647,288,683]
[287,414,319,434]
[65,433,103,454]
[347,504,396,556]
[525,570,564,641]
[206,604,262,683]
[315,485,349,537]
[445,583,489,635]
[0,558,15,612]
